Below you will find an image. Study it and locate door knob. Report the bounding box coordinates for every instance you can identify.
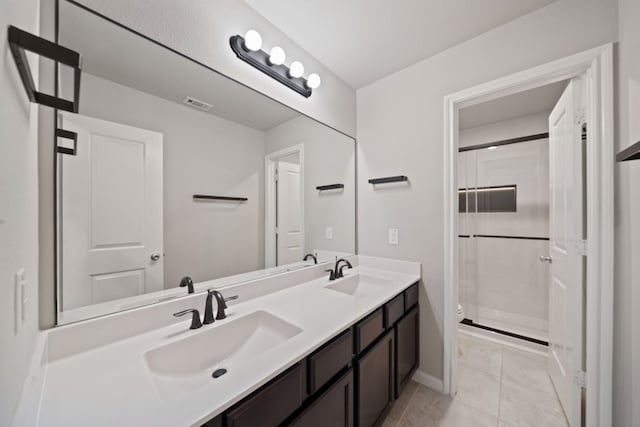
[539,255,552,263]
[150,253,161,261]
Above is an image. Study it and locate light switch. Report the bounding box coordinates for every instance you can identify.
[388,228,399,245]
[325,226,333,239]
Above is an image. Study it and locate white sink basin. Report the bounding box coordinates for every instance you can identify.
[324,274,392,297]
[144,310,302,378]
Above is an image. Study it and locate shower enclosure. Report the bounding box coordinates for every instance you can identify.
[458,138,550,342]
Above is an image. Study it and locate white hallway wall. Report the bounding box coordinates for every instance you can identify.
[614,0,640,425]
[356,0,617,391]
[73,0,356,137]
[0,0,41,424]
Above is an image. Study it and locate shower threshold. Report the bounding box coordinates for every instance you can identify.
[460,318,549,346]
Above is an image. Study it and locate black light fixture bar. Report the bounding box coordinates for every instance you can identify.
[193,195,248,202]
[229,35,311,98]
[316,184,344,191]
[617,140,640,162]
[368,175,409,184]
[8,25,82,113]
[56,128,78,156]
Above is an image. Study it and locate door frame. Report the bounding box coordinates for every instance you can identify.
[443,44,613,427]
[264,144,305,267]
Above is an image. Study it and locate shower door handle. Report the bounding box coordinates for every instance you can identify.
[539,255,552,263]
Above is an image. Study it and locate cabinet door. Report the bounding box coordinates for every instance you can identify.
[395,305,419,397]
[290,369,354,427]
[356,330,394,427]
[225,362,306,427]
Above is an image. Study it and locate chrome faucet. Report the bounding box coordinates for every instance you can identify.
[326,258,353,281]
[208,290,239,320]
[179,276,194,294]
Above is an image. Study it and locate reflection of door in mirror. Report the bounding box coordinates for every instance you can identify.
[60,113,163,310]
[277,159,303,265]
[265,146,304,267]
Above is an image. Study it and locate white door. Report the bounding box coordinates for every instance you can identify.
[276,161,303,265]
[546,78,584,426]
[60,113,164,310]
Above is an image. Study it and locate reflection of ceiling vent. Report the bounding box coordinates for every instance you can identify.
[183,96,212,112]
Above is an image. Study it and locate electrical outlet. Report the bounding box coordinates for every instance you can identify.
[325,226,333,239]
[388,228,399,245]
[14,269,26,333]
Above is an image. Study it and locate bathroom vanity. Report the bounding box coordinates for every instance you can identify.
[15,256,420,427]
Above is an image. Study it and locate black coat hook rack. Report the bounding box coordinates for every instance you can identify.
[368,175,408,185]
[8,26,82,113]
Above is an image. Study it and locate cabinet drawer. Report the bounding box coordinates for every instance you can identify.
[384,294,404,328]
[308,329,353,394]
[354,308,384,354]
[404,283,419,310]
[290,369,354,427]
[225,361,307,427]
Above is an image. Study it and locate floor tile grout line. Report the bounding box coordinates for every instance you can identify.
[395,384,419,425]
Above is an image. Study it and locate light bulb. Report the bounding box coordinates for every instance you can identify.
[244,30,262,51]
[289,61,304,78]
[306,73,321,89]
[269,46,286,65]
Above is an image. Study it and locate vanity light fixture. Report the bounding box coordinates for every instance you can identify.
[230,30,320,98]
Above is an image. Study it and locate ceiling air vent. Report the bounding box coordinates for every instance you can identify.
[183,96,212,112]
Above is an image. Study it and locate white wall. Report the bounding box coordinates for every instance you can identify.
[614,0,640,425]
[78,73,266,290]
[266,117,356,256]
[357,0,617,382]
[72,0,356,137]
[0,1,41,424]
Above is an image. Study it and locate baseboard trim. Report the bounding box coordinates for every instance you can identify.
[411,369,443,393]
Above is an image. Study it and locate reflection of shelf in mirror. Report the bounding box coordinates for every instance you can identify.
[316,184,344,191]
[368,175,408,185]
[193,195,247,202]
[617,140,640,162]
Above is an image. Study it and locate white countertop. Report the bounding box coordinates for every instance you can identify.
[17,256,420,427]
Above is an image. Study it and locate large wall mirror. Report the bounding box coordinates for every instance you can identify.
[55,1,356,324]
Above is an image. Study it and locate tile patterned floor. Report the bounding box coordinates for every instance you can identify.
[383,333,569,427]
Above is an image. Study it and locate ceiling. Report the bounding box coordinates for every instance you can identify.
[59,1,299,131]
[243,0,557,89]
[459,80,568,129]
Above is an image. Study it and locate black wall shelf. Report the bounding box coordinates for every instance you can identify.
[368,176,408,185]
[617,140,640,162]
[193,195,247,202]
[8,25,82,112]
[316,184,344,191]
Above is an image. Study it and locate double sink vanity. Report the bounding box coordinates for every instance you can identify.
[18,256,420,427]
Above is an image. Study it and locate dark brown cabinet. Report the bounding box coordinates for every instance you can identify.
[290,369,354,427]
[356,329,395,427]
[395,305,419,397]
[224,362,307,427]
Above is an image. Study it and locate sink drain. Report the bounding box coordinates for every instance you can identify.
[212,368,227,379]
